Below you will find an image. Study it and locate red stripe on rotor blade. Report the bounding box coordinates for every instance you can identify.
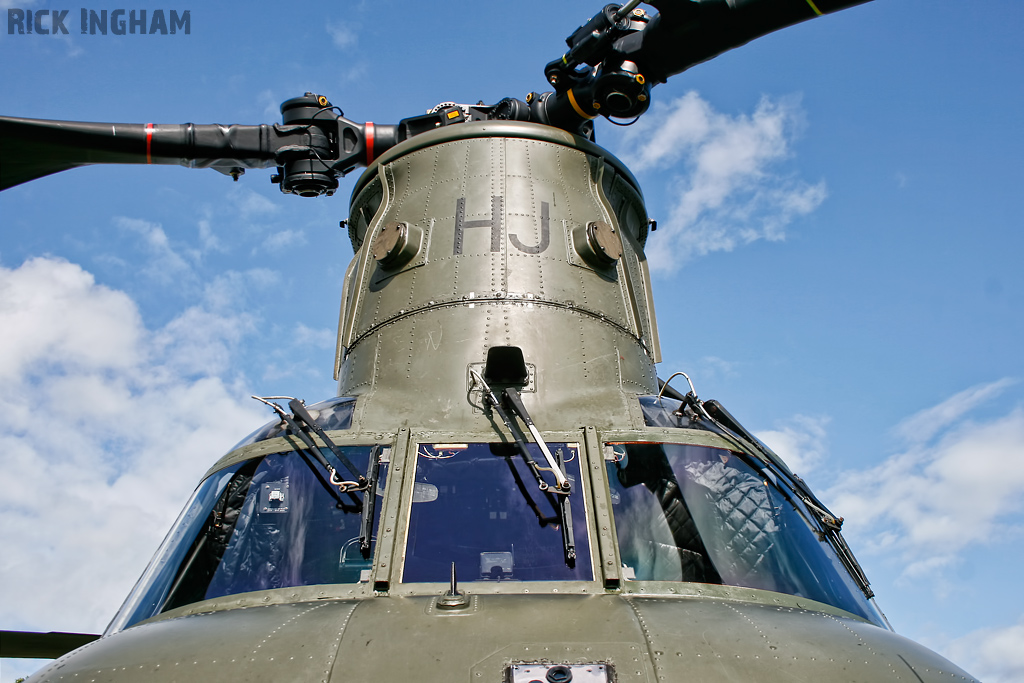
[365,122,375,165]
[145,123,153,164]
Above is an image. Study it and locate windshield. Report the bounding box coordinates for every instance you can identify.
[402,442,593,583]
[108,445,387,632]
[606,442,882,624]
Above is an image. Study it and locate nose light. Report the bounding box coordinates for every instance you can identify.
[546,665,573,683]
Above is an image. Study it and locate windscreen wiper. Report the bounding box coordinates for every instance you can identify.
[554,445,576,566]
[358,445,382,559]
[659,374,874,598]
[288,399,367,488]
[502,388,570,492]
[469,371,555,492]
[501,447,559,528]
[470,371,575,567]
[252,395,362,509]
[499,447,575,567]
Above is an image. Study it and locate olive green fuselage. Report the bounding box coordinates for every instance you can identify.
[28,123,975,683]
[336,121,660,435]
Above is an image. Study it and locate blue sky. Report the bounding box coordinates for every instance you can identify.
[1,1,1022,681]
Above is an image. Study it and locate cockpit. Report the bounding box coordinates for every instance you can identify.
[107,395,886,633]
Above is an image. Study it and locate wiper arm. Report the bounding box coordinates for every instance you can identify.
[502,388,570,492]
[470,371,575,568]
[500,446,575,567]
[498,388,575,562]
[288,398,367,488]
[470,371,554,492]
[252,396,362,509]
[501,447,559,528]
[359,445,382,559]
[298,449,361,512]
[701,398,848,530]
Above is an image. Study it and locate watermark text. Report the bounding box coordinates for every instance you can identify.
[8,9,191,35]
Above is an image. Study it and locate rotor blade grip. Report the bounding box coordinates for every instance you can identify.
[173,123,278,169]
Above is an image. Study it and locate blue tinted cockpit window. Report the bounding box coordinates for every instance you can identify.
[108,445,387,632]
[402,442,592,584]
[606,442,882,624]
[637,395,687,428]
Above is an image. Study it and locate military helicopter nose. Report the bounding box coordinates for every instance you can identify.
[30,591,973,682]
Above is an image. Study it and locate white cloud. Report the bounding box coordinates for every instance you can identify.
[51,31,85,59]
[938,616,1024,683]
[261,228,307,252]
[617,92,826,270]
[294,323,336,350]
[258,88,282,120]
[0,257,142,383]
[152,291,253,377]
[892,379,1017,444]
[340,62,368,83]
[825,380,1024,579]
[0,257,266,638]
[698,355,739,380]
[197,217,225,253]
[757,414,830,475]
[231,187,280,219]
[115,216,194,284]
[327,22,357,50]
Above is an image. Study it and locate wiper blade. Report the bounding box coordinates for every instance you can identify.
[554,446,576,566]
[702,398,847,528]
[359,445,382,559]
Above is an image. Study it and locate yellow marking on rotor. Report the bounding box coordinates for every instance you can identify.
[805,0,823,15]
[447,110,461,120]
[567,89,596,120]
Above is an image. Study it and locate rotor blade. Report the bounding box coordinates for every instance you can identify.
[0,116,278,190]
[0,630,100,659]
[630,0,873,84]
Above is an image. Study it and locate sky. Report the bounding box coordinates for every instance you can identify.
[1,1,1022,681]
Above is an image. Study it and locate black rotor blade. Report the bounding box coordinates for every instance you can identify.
[630,0,873,84]
[0,630,100,659]
[0,116,278,190]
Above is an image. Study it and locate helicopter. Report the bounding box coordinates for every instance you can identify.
[0,0,1012,681]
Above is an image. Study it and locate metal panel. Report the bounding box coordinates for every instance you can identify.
[335,129,659,434]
